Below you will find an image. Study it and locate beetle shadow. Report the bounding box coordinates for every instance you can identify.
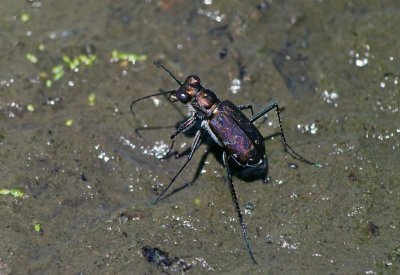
[160,119,276,190]
[168,130,286,185]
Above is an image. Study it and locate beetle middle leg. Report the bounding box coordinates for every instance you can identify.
[223,151,257,264]
[250,103,321,167]
[237,104,254,116]
[158,148,212,201]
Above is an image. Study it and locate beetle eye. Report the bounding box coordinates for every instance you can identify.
[176,89,190,103]
[187,75,201,88]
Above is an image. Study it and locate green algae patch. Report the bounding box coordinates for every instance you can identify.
[33,223,42,233]
[110,50,147,64]
[88,93,96,106]
[65,119,74,126]
[0,188,25,199]
[62,54,97,70]
[51,65,64,81]
[20,13,31,22]
[29,52,98,88]
[45,79,52,88]
[26,104,35,112]
[26,53,38,64]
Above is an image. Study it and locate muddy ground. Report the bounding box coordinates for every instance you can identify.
[1,0,399,274]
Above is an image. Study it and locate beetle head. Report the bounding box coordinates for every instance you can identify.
[172,75,202,104]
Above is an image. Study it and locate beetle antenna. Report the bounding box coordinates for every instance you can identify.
[154,60,183,86]
[130,90,175,117]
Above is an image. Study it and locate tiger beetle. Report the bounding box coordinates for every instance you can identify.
[130,61,322,264]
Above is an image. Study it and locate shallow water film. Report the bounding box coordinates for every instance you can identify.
[1,0,399,274]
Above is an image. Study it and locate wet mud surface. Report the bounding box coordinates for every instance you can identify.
[1,0,400,274]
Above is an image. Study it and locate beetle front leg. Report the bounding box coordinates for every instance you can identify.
[152,129,203,204]
[171,115,198,139]
[161,115,198,159]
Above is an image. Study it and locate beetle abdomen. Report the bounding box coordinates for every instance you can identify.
[209,101,265,166]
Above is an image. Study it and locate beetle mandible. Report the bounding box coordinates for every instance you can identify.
[130,61,321,264]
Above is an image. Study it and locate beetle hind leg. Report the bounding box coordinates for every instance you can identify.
[223,152,258,264]
[250,103,322,167]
